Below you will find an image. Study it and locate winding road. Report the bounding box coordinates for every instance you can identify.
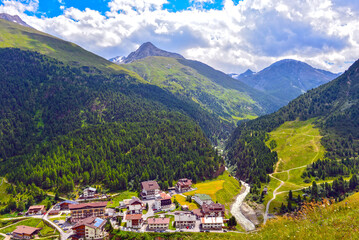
[230,181,256,231]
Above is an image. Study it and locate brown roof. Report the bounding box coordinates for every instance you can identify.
[192,208,203,217]
[72,217,106,229]
[28,205,45,211]
[13,226,41,235]
[160,192,171,200]
[147,217,170,225]
[125,214,142,220]
[129,197,142,205]
[69,202,107,210]
[202,203,225,214]
[141,180,160,191]
[177,178,192,187]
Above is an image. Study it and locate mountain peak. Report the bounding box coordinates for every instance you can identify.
[111,42,184,64]
[0,13,32,28]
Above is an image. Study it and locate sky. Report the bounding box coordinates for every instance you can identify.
[0,0,358,74]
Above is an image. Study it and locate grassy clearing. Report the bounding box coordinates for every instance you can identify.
[263,119,326,212]
[0,218,40,233]
[172,195,199,211]
[113,192,359,239]
[266,118,325,172]
[0,178,11,205]
[107,191,138,208]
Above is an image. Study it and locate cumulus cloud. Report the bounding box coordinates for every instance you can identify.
[0,0,358,73]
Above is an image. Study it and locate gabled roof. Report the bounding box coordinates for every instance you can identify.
[69,202,107,210]
[147,217,170,224]
[129,197,142,205]
[125,214,142,220]
[72,217,106,229]
[175,213,196,222]
[159,192,171,200]
[28,205,45,211]
[201,217,223,224]
[85,187,97,192]
[60,200,78,205]
[177,178,192,186]
[202,203,225,214]
[141,180,160,191]
[13,226,41,235]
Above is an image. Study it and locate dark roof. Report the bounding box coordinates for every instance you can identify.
[141,180,160,191]
[60,200,78,205]
[13,226,41,235]
[202,203,225,214]
[72,217,106,229]
[69,202,107,210]
[177,178,192,187]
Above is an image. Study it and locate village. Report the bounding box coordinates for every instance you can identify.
[3,177,238,240]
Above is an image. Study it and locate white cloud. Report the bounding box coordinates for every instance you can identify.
[0,0,358,74]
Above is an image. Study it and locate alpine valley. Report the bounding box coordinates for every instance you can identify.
[0,9,358,240]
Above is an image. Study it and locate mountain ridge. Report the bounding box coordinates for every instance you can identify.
[0,13,32,28]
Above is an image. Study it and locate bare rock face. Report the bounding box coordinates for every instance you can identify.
[0,13,32,28]
[240,202,265,226]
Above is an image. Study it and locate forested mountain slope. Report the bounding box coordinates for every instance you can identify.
[0,48,223,193]
[123,55,284,124]
[235,59,339,103]
[226,59,359,185]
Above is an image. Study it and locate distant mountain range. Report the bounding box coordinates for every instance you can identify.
[111,42,184,64]
[0,13,32,28]
[231,59,340,103]
[111,42,284,125]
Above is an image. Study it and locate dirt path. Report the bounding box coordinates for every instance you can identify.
[264,135,322,224]
[230,182,256,231]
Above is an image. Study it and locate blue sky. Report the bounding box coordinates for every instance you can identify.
[0,0,358,73]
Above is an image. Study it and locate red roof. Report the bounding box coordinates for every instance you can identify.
[13,226,41,235]
[160,192,171,200]
[192,208,203,217]
[147,218,170,224]
[125,214,142,220]
[141,181,160,191]
[69,202,107,210]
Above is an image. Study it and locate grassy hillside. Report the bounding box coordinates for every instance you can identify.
[0,19,138,77]
[124,56,284,124]
[111,192,359,239]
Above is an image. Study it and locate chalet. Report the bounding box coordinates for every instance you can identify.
[176,178,192,193]
[83,187,97,198]
[154,192,172,211]
[147,217,170,231]
[174,212,196,229]
[69,202,107,223]
[141,180,160,199]
[71,216,106,240]
[125,214,143,229]
[26,205,46,215]
[201,203,225,217]
[48,210,60,216]
[193,194,213,206]
[59,200,78,210]
[12,225,41,239]
[127,197,143,214]
[201,217,223,230]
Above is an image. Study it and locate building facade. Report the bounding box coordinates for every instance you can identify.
[201,217,223,230]
[69,202,107,223]
[26,205,46,215]
[71,217,106,240]
[147,218,170,230]
[201,203,225,217]
[175,178,192,192]
[12,226,41,239]
[193,194,213,206]
[174,213,196,229]
[125,214,143,229]
[141,180,160,199]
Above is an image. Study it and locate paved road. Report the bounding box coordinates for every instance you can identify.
[142,199,155,220]
[230,181,255,231]
[43,207,72,240]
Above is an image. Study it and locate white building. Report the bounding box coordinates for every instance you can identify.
[201,217,223,230]
[141,180,161,199]
[193,194,213,206]
[83,187,97,198]
[174,213,196,229]
[127,197,143,214]
[147,218,170,230]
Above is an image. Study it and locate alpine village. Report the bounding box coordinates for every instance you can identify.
[0,1,359,240]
